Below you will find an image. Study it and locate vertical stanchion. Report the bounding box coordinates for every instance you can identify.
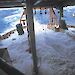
[26,0,38,74]
[59,7,63,20]
[59,7,68,29]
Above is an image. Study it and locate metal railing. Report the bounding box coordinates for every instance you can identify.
[0,57,25,75]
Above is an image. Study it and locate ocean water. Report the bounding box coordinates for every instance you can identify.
[0,8,22,34]
[0,6,75,34]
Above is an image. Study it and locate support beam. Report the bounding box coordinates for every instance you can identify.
[34,0,42,5]
[59,7,63,20]
[49,7,53,25]
[0,1,23,8]
[59,7,68,30]
[49,7,58,25]
[26,0,38,74]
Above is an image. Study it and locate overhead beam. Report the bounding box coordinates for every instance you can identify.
[0,1,25,8]
[62,0,75,7]
[33,1,59,8]
[33,0,75,8]
[0,0,74,8]
[0,0,23,2]
[0,0,26,8]
[34,0,42,5]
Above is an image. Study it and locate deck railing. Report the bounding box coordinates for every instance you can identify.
[0,57,25,75]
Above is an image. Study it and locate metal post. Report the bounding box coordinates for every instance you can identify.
[59,7,68,29]
[49,7,53,25]
[59,7,63,20]
[26,0,38,74]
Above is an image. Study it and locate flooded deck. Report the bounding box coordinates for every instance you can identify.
[0,23,75,75]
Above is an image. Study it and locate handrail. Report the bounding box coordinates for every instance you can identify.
[0,57,25,75]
